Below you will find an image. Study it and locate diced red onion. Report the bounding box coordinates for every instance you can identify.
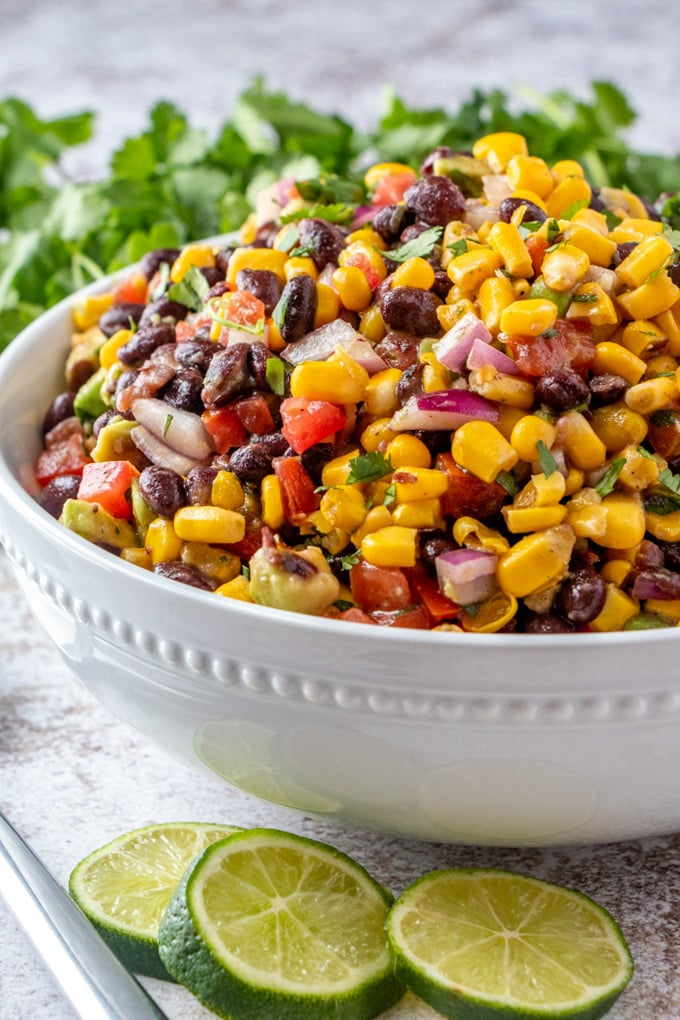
[281,319,388,373]
[131,398,214,460]
[465,200,500,231]
[435,548,499,606]
[317,263,337,287]
[389,389,499,431]
[131,426,206,477]
[224,324,270,348]
[351,205,378,229]
[432,312,494,371]
[482,173,512,205]
[631,568,680,601]
[583,265,618,294]
[466,337,519,375]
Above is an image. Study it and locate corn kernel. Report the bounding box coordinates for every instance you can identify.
[345,227,387,250]
[215,575,254,602]
[515,471,566,508]
[510,414,557,463]
[339,241,388,283]
[363,367,402,417]
[453,517,510,555]
[506,154,554,198]
[290,354,368,403]
[592,342,646,384]
[654,306,680,356]
[211,470,244,511]
[173,506,246,545]
[320,487,368,532]
[545,175,592,218]
[320,527,351,556]
[564,467,585,495]
[618,445,660,491]
[509,189,548,214]
[361,418,398,452]
[572,207,610,235]
[364,162,416,190]
[285,256,318,281]
[145,518,182,564]
[331,266,372,311]
[468,365,535,409]
[499,298,558,336]
[589,584,639,631]
[120,547,153,570]
[437,300,477,331]
[447,248,504,292]
[487,221,533,278]
[541,243,590,292]
[599,493,646,549]
[393,466,448,502]
[267,320,286,352]
[314,283,341,328]
[386,433,432,468]
[460,591,518,633]
[261,474,285,529]
[590,402,648,452]
[562,224,617,267]
[497,524,576,598]
[361,525,417,567]
[72,292,115,331]
[496,404,527,441]
[358,303,386,342]
[392,498,442,529]
[99,329,133,370]
[625,375,677,416]
[226,246,288,287]
[391,257,435,291]
[181,542,241,584]
[556,410,607,470]
[645,599,680,621]
[477,275,517,335]
[451,421,519,483]
[617,274,680,320]
[170,244,216,284]
[551,159,585,181]
[566,502,608,540]
[420,351,451,393]
[645,508,680,542]
[351,505,393,545]
[615,235,674,290]
[646,354,679,378]
[601,560,633,587]
[503,503,567,533]
[609,217,665,243]
[472,132,528,173]
[321,449,361,488]
[567,282,619,326]
[620,319,667,358]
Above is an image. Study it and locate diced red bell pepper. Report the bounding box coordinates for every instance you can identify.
[201,407,248,454]
[506,319,596,378]
[272,456,319,525]
[175,320,198,342]
[77,460,140,520]
[280,397,347,454]
[113,270,148,306]
[371,172,417,206]
[349,561,412,614]
[342,252,380,290]
[35,435,91,486]
[524,233,550,276]
[370,605,432,629]
[229,523,265,561]
[436,453,507,520]
[406,564,460,624]
[235,394,276,435]
[225,290,266,326]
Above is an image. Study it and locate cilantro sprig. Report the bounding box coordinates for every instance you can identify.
[387,226,443,263]
[345,451,393,485]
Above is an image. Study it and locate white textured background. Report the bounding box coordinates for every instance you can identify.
[2,2,680,1019]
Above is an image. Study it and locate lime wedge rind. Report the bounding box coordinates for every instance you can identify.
[158,828,403,1020]
[387,868,634,1020]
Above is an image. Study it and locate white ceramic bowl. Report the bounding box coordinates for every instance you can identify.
[2,275,680,848]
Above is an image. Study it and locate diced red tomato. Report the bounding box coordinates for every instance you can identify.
[280,397,347,454]
[436,453,507,520]
[524,233,550,276]
[349,561,412,614]
[370,605,432,629]
[175,320,198,342]
[229,523,265,561]
[235,394,276,435]
[113,270,148,306]
[337,607,376,624]
[225,290,265,326]
[371,172,417,207]
[343,252,380,290]
[77,460,140,520]
[406,564,460,624]
[506,319,596,378]
[201,407,248,454]
[35,435,90,486]
[272,456,319,524]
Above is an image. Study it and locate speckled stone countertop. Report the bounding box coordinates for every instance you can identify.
[3,2,680,1018]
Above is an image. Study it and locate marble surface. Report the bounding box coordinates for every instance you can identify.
[3,1,680,1017]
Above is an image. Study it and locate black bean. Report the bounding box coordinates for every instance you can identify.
[247,343,278,389]
[99,302,146,337]
[92,409,134,437]
[215,247,236,275]
[250,432,291,458]
[535,368,590,412]
[499,197,547,224]
[589,373,628,406]
[396,362,424,405]
[227,443,274,484]
[199,266,225,288]
[431,269,452,300]
[374,330,421,370]
[154,560,216,591]
[659,540,680,571]
[175,337,219,374]
[235,268,283,317]
[301,443,335,485]
[523,612,575,634]
[413,429,451,455]
[611,242,638,267]
[201,343,254,406]
[138,248,180,281]
[669,259,680,289]
[158,368,204,413]
[373,204,411,243]
[254,221,279,247]
[39,474,81,519]
[380,287,442,336]
[403,175,466,226]
[399,223,430,243]
[274,275,317,344]
[115,370,139,397]
[118,322,177,367]
[297,218,346,269]
[555,569,607,625]
[420,146,454,175]
[419,532,456,575]
[205,280,230,302]
[185,465,220,506]
[139,298,190,328]
[139,465,187,518]
[589,188,606,213]
[42,392,76,436]
[634,540,664,572]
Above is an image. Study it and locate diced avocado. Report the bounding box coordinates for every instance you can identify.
[60,498,138,550]
[91,418,137,463]
[129,478,156,543]
[528,276,572,318]
[73,367,110,425]
[432,155,489,197]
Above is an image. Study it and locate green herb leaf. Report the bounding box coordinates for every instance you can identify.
[265,356,285,396]
[496,470,520,496]
[340,549,362,571]
[241,564,250,580]
[274,224,299,251]
[148,260,170,302]
[388,225,443,263]
[382,482,397,506]
[345,451,393,485]
[279,203,356,225]
[289,244,315,258]
[594,457,625,497]
[571,291,599,303]
[560,198,589,220]
[658,467,680,495]
[650,409,680,427]
[447,238,469,258]
[163,413,173,437]
[333,599,355,612]
[296,175,364,205]
[536,439,559,477]
[167,265,210,311]
[644,491,680,515]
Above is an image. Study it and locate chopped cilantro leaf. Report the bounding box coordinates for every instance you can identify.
[536,439,559,477]
[167,265,210,311]
[658,467,680,495]
[388,225,443,263]
[571,291,599,303]
[289,244,315,258]
[241,565,250,580]
[345,451,393,485]
[594,457,625,497]
[645,490,680,515]
[340,549,362,571]
[279,203,356,225]
[382,482,397,506]
[545,219,561,243]
[274,224,299,251]
[163,413,173,437]
[560,198,589,220]
[333,598,355,612]
[664,227,680,251]
[265,356,285,396]
[149,260,170,302]
[447,238,469,258]
[651,409,680,427]
[496,470,520,496]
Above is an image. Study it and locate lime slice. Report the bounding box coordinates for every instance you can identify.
[387,868,634,1020]
[69,821,240,980]
[158,827,403,1019]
